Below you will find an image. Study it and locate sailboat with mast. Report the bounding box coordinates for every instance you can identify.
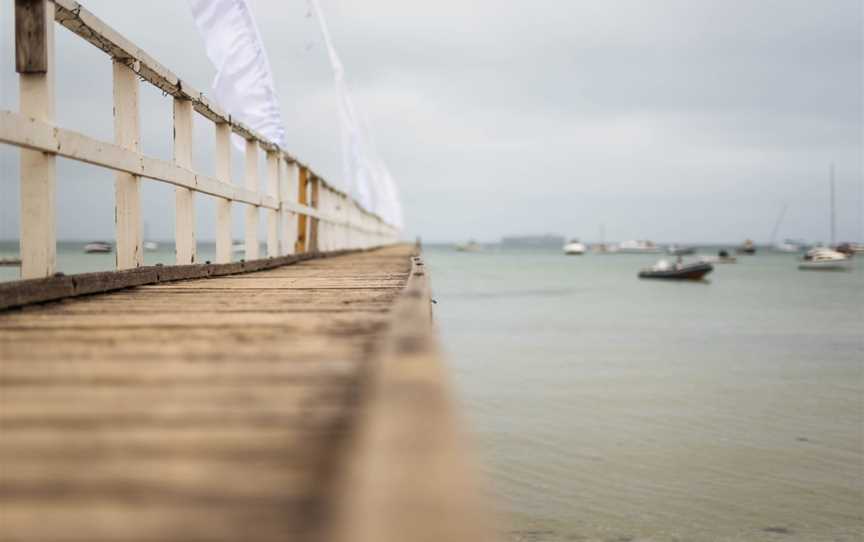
[799,164,851,271]
[770,204,804,253]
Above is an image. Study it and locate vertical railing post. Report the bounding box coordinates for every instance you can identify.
[173,98,195,264]
[266,150,280,257]
[17,0,55,279]
[280,159,297,255]
[296,166,308,253]
[318,187,327,252]
[309,174,320,252]
[214,122,232,263]
[321,188,329,251]
[244,139,259,260]
[113,59,142,269]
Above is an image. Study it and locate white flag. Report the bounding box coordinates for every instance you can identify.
[308,0,403,228]
[187,0,287,149]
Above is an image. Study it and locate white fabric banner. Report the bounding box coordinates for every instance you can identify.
[308,0,403,228]
[187,0,287,149]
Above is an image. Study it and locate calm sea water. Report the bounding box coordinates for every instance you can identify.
[2,242,862,541]
[423,246,863,542]
[0,241,253,282]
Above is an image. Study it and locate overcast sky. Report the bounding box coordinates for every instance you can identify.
[0,0,861,243]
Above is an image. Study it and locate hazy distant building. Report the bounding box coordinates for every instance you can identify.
[500,234,565,248]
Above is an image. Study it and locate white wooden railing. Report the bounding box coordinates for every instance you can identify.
[3,0,399,279]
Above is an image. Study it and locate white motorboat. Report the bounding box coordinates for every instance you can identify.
[798,248,851,271]
[617,240,661,254]
[143,241,159,252]
[563,239,586,255]
[84,241,112,254]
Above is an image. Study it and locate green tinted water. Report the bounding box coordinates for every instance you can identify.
[424,246,863,542]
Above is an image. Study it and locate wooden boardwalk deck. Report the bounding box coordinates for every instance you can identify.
[0,245,493,542]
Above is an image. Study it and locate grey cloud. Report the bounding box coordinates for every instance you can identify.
[0,0,861,245]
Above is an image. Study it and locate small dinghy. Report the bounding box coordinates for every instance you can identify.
[638,259,713,280]
[84,241,112,254]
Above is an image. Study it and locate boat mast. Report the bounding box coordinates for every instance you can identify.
[769,203,787,245]
[830,163,836,246]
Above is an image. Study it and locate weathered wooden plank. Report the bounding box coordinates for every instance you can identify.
[0,246,494,542]
[309,174,320,252]
[0,111,274,210]
[0,311,390,329]
[0,502,313,542]
[266,151,280,257]
[297,166,309,253]
[245,139,260,261]
[0,358,359,384]
[173,98,195,264]
[215,122,233,263]
[18,0,55,279]
[0,250,387,310]
[0,427,342,458]
[15,0,47,73]
[330,253,497,542]
[280,159,298,255]
[113,59,142,270]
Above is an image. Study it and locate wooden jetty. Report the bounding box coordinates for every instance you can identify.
[1,2,494,541]
[0,246,493,541]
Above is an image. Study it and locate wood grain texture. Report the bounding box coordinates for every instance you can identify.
[173,98,195,265]
[297,166,309,253]
[18,0,55,279]
[215,122,233,264]
[244,139,260,261]
[309,175,320,252]
[113,60,142,270]
[0,246,413,542]
[266,151,280,257]
[15,0,47,73]
[329,254,498,542]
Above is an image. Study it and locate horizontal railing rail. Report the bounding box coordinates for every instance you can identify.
[5,0,398,279]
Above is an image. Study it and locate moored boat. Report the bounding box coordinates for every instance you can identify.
[84,241,112,254]
[700,249,737,264]
[774,239,805,253]
[563,239,586,255]
[833,243,855,256]
[798,248,851,271]
[667,244,695,256]
[591,243,615,254]
[736,239,756,254]
[638,259,714,280]
[455,240,481,252]
[617,240,661,254]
